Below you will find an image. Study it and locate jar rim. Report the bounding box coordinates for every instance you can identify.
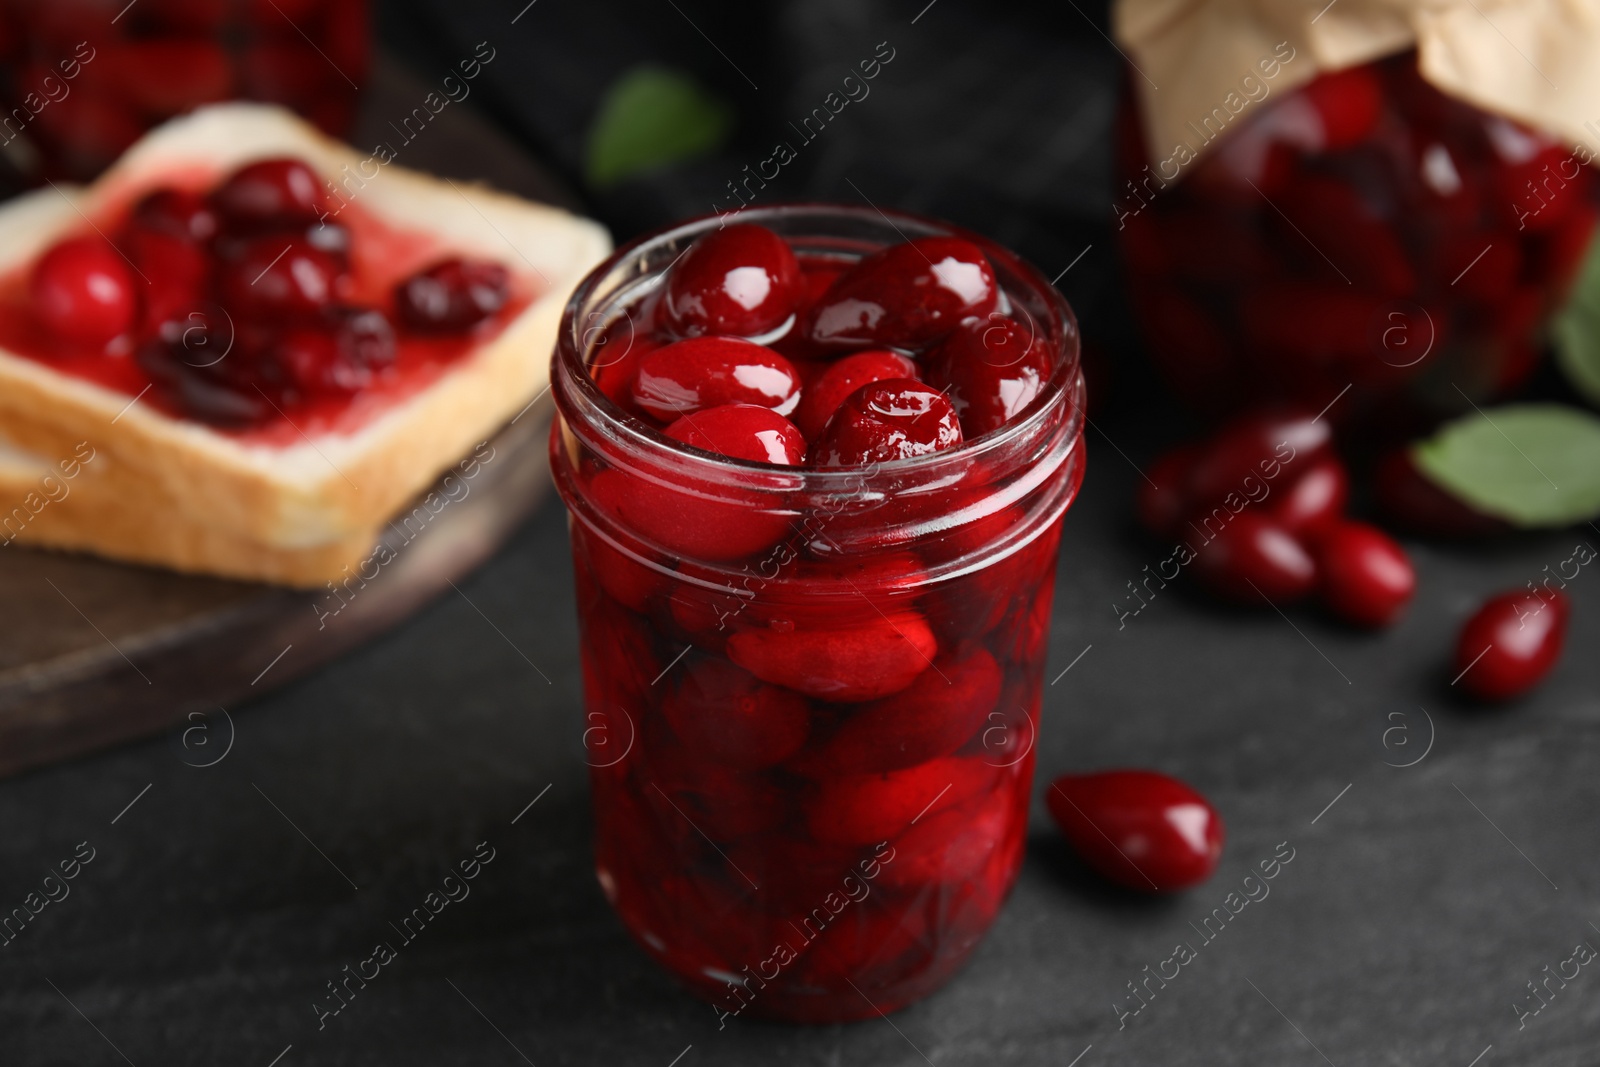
[551,202,1084,491]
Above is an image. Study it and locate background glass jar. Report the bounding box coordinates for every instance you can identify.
[550,205,1085,1023]
[1117,52,1599,429]
[0,0,368,183]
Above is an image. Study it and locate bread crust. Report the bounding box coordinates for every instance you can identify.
[0,104,608,577]
[3,474,379,586]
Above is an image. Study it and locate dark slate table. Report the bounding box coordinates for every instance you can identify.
[3,384,1597,1066]
[5,1,1600,1063]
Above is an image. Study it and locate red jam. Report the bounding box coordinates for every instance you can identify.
[0,156,535,445]
[1117,52,1600,422]
[552,211,1085,1023]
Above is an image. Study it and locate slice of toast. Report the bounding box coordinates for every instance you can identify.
[0,419,520,588]
[0,103,609,585]
[0,433,380,586]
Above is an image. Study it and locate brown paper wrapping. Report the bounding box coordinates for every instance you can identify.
[1114,0,1600,165]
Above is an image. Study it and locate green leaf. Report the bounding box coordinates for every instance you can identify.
[1554,302,1600,408]
[584,66,733,189]
[1412,403,1600,527]
[1554,226,1600,407]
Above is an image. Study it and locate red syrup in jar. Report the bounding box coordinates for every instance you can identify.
[1116,51,1600,424]
[551,208,1086,1022]
[0,167,535,447]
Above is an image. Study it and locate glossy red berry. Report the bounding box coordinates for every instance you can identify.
[1046,769,1223,893]
[220,235,346,319]
[127,228,208,331]
[587,405,803,562]
[1136,445,1197,539]
[662,403,806,465]
[212,157,327,228]
[395,257,509,333]
[1300,65,1382,151]
[872,787,1013,892]
[806,756,995,845]
[130,187,218,243]
[32,236,137,345]
[135,317,273,426]
[811,379,962,466]
[305,221,352,262]
[1453,589,1570,701]
[727,610,938,704]
[331,307,398,370]
[1186,407,1331,516]
[274,308,396,398]
[923,315,1052,436]
[791,349,917,440]
[1313,520,1415,628]
[793,261,845,310]
[664,223,801,338]
[631,337,801,422]
[646,759,784,842]
[589,328,658,414]
[660,656,810,770]
[1191,511,1317,604]
[742,552,928,632]
[804,237,997,350]
[1269,453,1349,534]
[1493,133,1585,232]
[587,467,783,563]
[1276,175,1415,297]
[815,647,1002,774]
[576,525,666,613]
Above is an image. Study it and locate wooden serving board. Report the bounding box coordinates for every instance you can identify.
[0,55,584,778]
[0,403,556,778]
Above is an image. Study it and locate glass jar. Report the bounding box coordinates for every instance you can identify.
[550,205,1085,1023]
[1117,51,1599,425]
[0,0,368,183]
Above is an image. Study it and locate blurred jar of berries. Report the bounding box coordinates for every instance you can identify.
[1115,51,1598,426]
